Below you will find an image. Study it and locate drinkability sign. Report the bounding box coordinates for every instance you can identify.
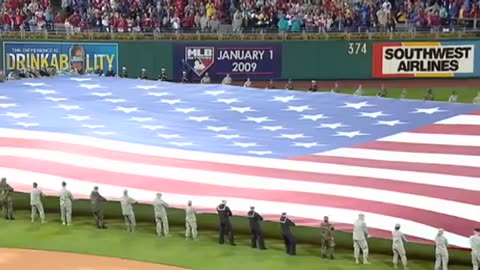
[3,42,119,75]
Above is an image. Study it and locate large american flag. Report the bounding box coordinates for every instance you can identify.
[0,76,478,248]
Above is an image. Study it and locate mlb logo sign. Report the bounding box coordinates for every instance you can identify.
[185,47,215,77]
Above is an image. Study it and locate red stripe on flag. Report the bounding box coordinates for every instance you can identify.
[0,156,474,237]
[0,138,478,204]
[469,111,480,115]
[353,141,480,156]
[291,155,480,178]
[411,124,480,135]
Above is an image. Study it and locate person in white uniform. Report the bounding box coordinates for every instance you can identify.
[353,213,370,264]
[59,181,75,225]
[392,223,408,270]
[185,200,198,240]
[471,228,480,270]
[434,228,449,270]
[30,182,47,223]
[120,190,137,232]
[153,193,169,236]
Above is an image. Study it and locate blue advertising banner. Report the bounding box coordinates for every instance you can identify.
[173,43,282,81]
[3,42,118,75]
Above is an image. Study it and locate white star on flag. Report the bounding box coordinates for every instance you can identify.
[270,96,300,103]
[3,112,31,119]
[229,107,257,113]
[0,96,9,100]
[82,124,105,129]
[216,134,243,140]
[135,85,162,90]
[174,107,200,114]
[45,97,68,102]
[216,98,240,104]
[318,122,348,129]
[141,125,168,131]
[187,116,214,122]
[69,77,93,82]
[205,126,232,132]
[278,133,310,140]
[248,150,273,156]
[411,107,447,114]
[159,99,184,105]
[243,116,273,124]
[15,122,39,127]
[340,101,375,110]
[260,125,286,131]
[293,142,325,148]
[114,106,140,113]
[204,90,228,96]
[93,131,116,136]
[32,89,57,95]
[91,92,113,97]
[0,103,18,109]
[54,104,82,111]
[65,114,91,121]
[145,92,169,97]
[24,82,46,87]
[374,120,406,126]
[232,142,258,148]
[300,114,329,121]
[78,84,103,89]
[284,105,313,112]
[333,130,369,138]
[358,111,390,118]
[103,98,126,103]
[129,117,154,122]
[156,133,183,139]
[169,142,195,147]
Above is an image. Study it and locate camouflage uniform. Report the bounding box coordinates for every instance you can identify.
[0,179,14,220]
[320,222,335,258]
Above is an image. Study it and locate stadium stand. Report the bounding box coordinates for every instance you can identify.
[1,0,479,34]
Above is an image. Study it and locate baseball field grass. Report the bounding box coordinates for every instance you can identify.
[0,211,472,270]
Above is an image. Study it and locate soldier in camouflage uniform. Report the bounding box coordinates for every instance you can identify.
[320,216,335,259]
[0,177,14,220]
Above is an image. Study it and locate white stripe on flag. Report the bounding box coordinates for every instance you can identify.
[435,115,480,125]
[316,148,480,168]
[380,132,480,147]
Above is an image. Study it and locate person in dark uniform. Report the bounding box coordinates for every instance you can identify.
[280,212,296,255]
[139,68,148,80]
[181,71,189,83]
[308,80,318,92]
[119,67,128,78]
[217,200,236,246]
[90,186,107,229]
[159,68,168,81]
[248,206,266,249]
[105,66,116,77]
[284,79,293,90]
[94,66,103,76]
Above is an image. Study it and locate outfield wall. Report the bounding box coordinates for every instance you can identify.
[2,39,480,80]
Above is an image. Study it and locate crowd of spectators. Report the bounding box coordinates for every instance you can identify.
[1,0,55,31]
[0,0,479,33]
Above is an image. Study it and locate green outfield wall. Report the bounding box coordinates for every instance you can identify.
[2,39,480,80]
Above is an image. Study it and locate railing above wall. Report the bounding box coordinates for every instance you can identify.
[1,23,480,41]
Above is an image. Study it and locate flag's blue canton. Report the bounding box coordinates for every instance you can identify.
[0,77,478,158]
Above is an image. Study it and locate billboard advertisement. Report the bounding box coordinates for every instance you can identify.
[372,41,480,78]
[3,42,118,75]
[173,44,282,81]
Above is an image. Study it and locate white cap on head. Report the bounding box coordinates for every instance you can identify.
[221,200,227,204]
